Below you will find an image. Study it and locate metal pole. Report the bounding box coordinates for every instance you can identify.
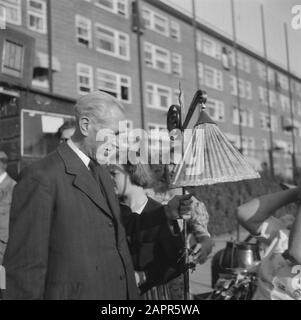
[230,0,244,155]
[192,0,199,92]
[46,0,53,93]
[134,0,145,129]
[284,23,297,183]
[260,4,275,178]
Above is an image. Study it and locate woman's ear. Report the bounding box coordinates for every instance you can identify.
[78,116,90,137]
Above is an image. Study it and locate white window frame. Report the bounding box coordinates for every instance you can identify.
[245,81,252,100]
[142,6,169,37]
[144,41,170,73]
[171,53,182,77]
[148,122,167,132]
[206,99,225,122]
[2,39,24,78]
[93,0,128,18]
[198,34,221,60]
[75,15,92,48]
[279,94,290,112]
[76,63,94,95]
[173,89,184,107]
[170,20,181,41]
[27,0,47,34]
[260,112,278,132]
[21,109,74,157]
[244,56,251,73]
[146,82,172,111]
[96,68,131,104]
[0,0,21,25]
[95,23,130,60]
[258,86,268,105]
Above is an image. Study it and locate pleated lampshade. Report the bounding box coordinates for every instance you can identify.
[169,107,260,188]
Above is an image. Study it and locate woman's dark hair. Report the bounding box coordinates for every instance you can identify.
[57,119,76,139]
[123,163,155,189]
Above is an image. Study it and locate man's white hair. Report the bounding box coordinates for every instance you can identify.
[74,91,125,125]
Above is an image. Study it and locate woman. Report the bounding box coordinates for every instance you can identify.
[146,164,214,299]
[237,187,301,300]
[109,163,186,299]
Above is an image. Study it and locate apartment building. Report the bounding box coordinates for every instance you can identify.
[1,0,301,176]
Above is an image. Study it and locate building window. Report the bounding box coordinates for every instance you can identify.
[2,39,24,78]
[0,5,6,29]
[258,86,268,105]
[206,99,225,122]
[153,12,169,36]
[96,68,131,103]
[245,81,252,100]
[171,53,182,77]
[278,73,289,91]
[260,113,278,132]
[76,63,93,95]
[230,76,252,99]
[197,33,221,60]
[279,94,290,112]
[173,89,184,107]
[146,82,172,110]
[244,56,251,73]
[259,87,278,108]
[222,47,230,70]
[199,63,223,91]
[237,53,244,71]
[242,137,255,156]
[95,23,130,60]
[294,100,301,116]
[27,0,47,34]
[232,106,254,127]
[142,7,170,37]
[257,62,266,80]
[147,122,170,152]
[144,42,170,73]
[142,6,180,40]
[203,36,216,57]
[294,80,301,98]
[0,0,21,25]
[75,15,92,48]
[170,20,180,41]
[269,90,277,108]
[142,7,151,29]
[93,0,128,18]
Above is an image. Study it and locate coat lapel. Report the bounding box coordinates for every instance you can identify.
[98,165,121,222]
[57,143,113,220]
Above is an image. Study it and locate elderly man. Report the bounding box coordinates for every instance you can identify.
[0,151,16,265]
[2,91,192,300]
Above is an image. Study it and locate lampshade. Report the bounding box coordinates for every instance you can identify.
[169,108,260,188]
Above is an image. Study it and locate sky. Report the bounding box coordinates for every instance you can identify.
[161,0,301,78]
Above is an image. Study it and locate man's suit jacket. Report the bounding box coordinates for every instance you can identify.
[0,174,16,264]
[2,142,139,300]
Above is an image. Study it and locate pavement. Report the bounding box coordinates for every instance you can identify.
[190,228,249,296]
